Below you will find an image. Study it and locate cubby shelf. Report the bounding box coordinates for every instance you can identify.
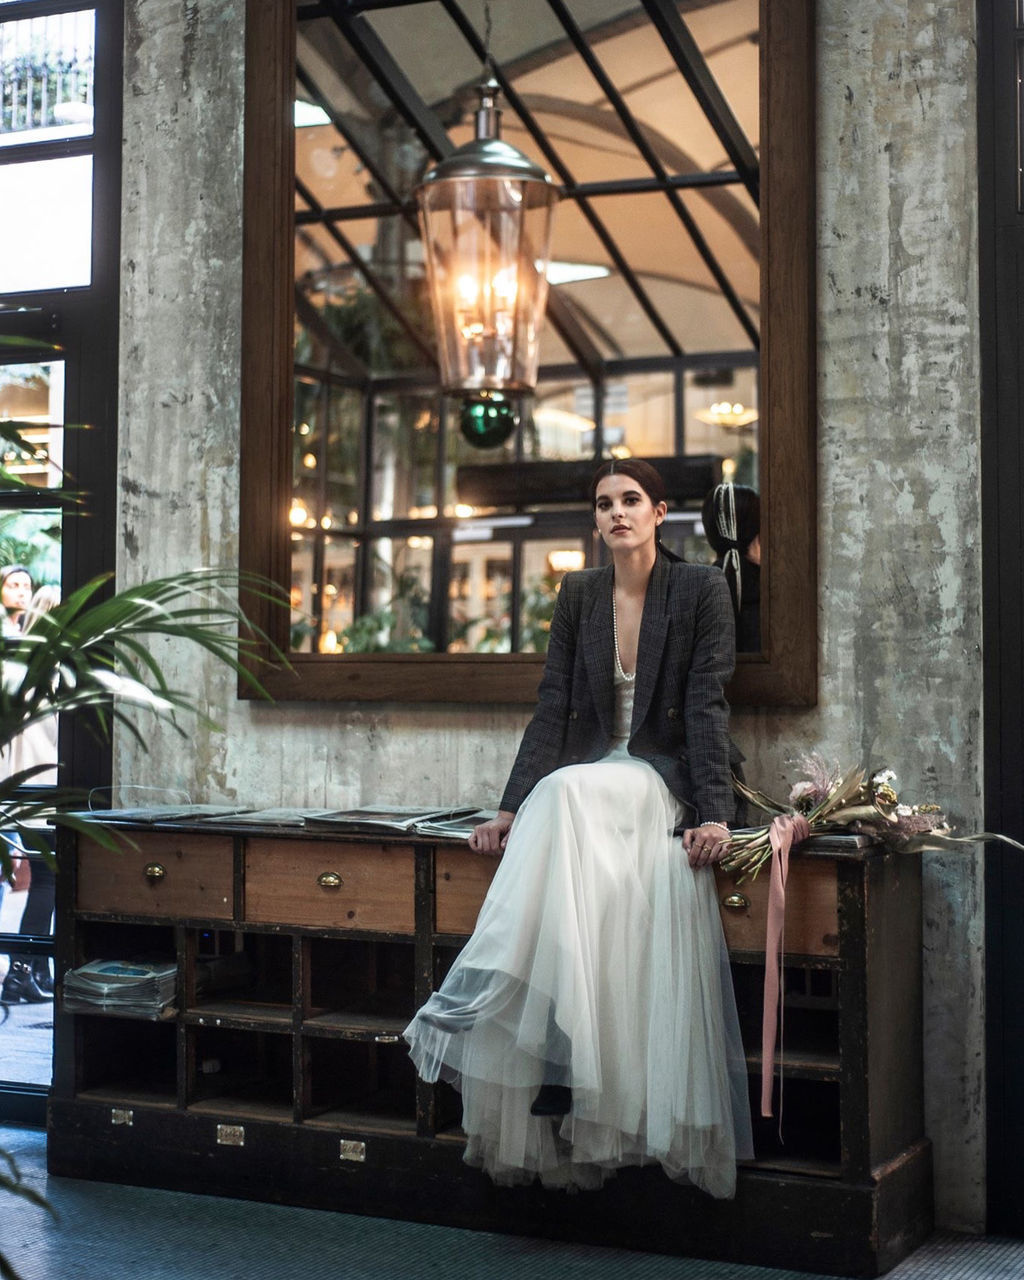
[50,823,931,1278]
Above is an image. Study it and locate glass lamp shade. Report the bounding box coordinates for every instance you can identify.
[416,85,560,396]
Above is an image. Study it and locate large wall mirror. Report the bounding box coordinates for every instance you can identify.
[241,0,815,705]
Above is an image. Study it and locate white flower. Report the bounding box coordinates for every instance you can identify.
[789,780,816,804]
[872,768,897,786]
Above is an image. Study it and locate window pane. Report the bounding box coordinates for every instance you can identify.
[606,372,674,457]
[0,154,92,292]
[528,379,596,461]
[686,366,759,485]
[444,396,519,516]
[365,536,434,652]
[548,202,669,359]
[0,9,95,148]
[289,531,356,653]
[0,360,64,488]
[520,538,586,653]
[297,20,430,204]
[372,393,438,521]
[291,379,361,535]
[294,219,433,375]
[448,538,512,653]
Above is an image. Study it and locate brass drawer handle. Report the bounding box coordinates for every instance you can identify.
[317,871,343,890]
[722,891,750,911]
[143,862,166,882]
[374,1034,400,1044]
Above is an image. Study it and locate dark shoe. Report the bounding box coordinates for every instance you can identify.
[1,961,53,1004]
[31,960,54,995]
[530,1084,572,1117]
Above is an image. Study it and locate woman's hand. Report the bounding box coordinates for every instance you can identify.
[469,810,515,854]
[682,821,730,869]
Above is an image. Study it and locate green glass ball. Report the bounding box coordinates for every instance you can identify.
[458,392,518,449]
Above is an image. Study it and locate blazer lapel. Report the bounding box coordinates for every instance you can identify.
[582,565,615,737]
[630,553,671,734]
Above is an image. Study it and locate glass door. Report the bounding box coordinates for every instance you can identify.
[0,0,122,1123]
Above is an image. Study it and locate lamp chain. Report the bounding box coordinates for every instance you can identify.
[483,0,495,77]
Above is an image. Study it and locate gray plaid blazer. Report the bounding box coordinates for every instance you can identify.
[499,553,737,825]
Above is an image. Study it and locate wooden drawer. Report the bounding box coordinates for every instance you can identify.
[434,852,839,953]
[77,833,234,919]
[435,847,499,935]
[715,858,839,956]
[244,839,415,933]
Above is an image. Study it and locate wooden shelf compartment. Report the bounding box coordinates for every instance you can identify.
[304,936,416,1024]
[185,1023,294,1116]
[300,1035,416,1128]
[744,1047,842,1082]
[182,1000,294,1030]
[186,927,293,1010]
[748,1077,842,1166]
[76,1016,178,1104]
[302,1010,408,1041]
[73,920,177,966]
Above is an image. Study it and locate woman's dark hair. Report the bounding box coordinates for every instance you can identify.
[590,458,683,561]
[589,457,666,508]
[700,484,760,557]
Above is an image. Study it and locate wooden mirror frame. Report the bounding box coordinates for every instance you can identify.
[239,0,815,707]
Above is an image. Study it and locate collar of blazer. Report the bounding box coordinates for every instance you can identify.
[581,555,672,738]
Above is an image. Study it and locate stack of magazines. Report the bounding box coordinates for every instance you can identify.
[62,958,177,1019]
[303,806,496,838]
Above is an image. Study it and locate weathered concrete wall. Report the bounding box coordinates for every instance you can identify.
[116,0,985,1229]
[740,1,985,1229]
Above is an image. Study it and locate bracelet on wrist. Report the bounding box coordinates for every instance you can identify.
[698,820,729,831]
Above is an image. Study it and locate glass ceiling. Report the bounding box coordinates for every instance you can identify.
[293,0,760,381]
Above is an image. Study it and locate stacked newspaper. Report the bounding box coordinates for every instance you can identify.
[62,958,177,1019]
[303,805,486,836]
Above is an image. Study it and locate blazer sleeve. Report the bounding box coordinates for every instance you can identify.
[683,569,736,824]
[499,573,579,813]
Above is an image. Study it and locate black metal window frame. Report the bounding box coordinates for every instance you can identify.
[0,0,123,1120]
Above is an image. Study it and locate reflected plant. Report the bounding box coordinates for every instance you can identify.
[519,572,562,655]
[339,562,434,654]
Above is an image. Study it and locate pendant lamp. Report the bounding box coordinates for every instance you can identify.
[416,79,560,446]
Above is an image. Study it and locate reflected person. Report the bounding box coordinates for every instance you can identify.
[701,483,760,653]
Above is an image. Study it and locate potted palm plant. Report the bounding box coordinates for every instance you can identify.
[0,355,283,1279]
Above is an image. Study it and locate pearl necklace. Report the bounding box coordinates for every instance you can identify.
[612,591,637,682]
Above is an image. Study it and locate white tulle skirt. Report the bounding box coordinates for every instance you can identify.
[403,752,753,1197]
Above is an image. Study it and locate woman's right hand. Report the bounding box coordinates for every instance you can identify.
[469,810,515,854]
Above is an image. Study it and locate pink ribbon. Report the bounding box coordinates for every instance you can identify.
[760,812,811,1118]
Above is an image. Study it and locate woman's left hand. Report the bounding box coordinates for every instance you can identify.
[682,822,731,868]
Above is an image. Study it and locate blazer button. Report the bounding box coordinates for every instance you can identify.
[569,710,578,720]
[667,707,678,720]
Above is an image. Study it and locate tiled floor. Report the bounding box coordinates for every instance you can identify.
[1,1125,1023,1280]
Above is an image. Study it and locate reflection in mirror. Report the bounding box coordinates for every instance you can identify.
[242,0,818,703]
[289,0,763,658]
